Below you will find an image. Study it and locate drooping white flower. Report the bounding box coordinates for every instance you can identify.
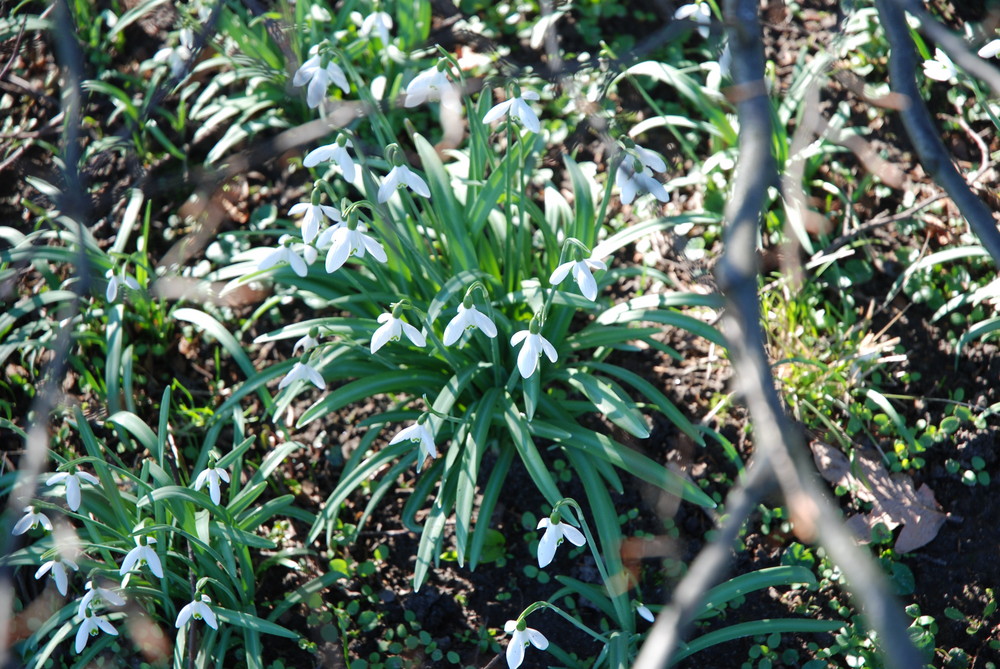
[389,421,437,472]
[378,164,431,203]
[510,328,558,379]
[323,223,388,273]
[504,619,549,669]
[13,505,53,535]
[536,516,586,568]
[549,254,607,301]
[923,48,958,82]
[105,268,140,302]
[119,536,163,579]
[278,361,326,390]
[78,580,126,617]
[288,203,342,245]
[75,610,118,654]
[442,304,498,346]
[258,235,315,278]
[482,91,541,133]
[153,27,195,78]
[35,557,79,596]
[293,53,350,108]
[636,604,655,623]
[979,39,1000,59]
[371,312,426,354]
[46,470,99,512]
[293,332,320,355]
[404,66,459,108]
[615,161,670,205]
[358,11,393,45]
[303,139,356,181]
[674,2,712,39]
[176,594,218,630]
[193,466,231,506]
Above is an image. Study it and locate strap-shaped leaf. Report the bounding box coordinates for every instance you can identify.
[502,392,562,507]
[297,370,445,427]
[559,369,650,438]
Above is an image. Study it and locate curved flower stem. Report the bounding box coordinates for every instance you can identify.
[516,601,608,644]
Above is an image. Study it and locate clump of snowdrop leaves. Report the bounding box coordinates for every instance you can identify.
[483,83,541,133]
[504,617,549,669]
[615,139,670,205]
[293,43,350,108]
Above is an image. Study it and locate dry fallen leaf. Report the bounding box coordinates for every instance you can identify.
[810,441,947,553]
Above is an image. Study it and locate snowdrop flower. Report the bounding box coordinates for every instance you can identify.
[288,201,342,245]
[549,253,607,301]
[176,594,218,629]
[923,48,958,82]
[293,329,320,355]
[279,361,326,390]
[616,160,670,205]
[443,301,497,346]
[536,516,586,568]
[303,136,356,181]
[153,27,194,78]
[323,221,387,273]
[120,535,163,579]
[258,235,314,278]
[389,419,437,472]
[378,164,431,202]
[482,90,540,133]
[193,466,231,505]
[504,619,548,669]
[35,557,79,596]
[979,40,1000,59]
[46,470,99,512]
[358,10,393,45]
[78,580,126,617]
[75,609,118,654]
[371,309,426,354]
[510,320,558,379]
[105,268,139,302]
[404,64,459,108]
[674,2,711,39]
[13,505,52,535]
[636,604,655,623]
[293,52,350,108]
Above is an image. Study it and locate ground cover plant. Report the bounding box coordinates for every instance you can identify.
[2,0,1000,667]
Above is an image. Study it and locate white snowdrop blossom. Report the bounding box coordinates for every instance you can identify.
[176,594,218,630]
[13,505,52,535]
[293,53,350,108]
[979,40,1000,59]
[35,557,79,596]
[504,620,548,669]
[258,235,316,278]
[46,470,99,512]
[288,203,342,245]
[923,48,958,82]
[293,332,320,355]
[549,254,607,301]
[279,361,326,390]
[443,304,498,346]
[75,610,118,654]
[482,91,541,133]
[674,2,711,39]
[404,66,459,108]
[358,11,393,45]
[536,516,586,568]
[119,536,163,579]
[193,466,231,506]
[510,327,557,379]
[389,421,437,472]
[105,268,139,302]
[615,161,670,205]
[323,223,388,273]
[378,164,431,202]
[371,312,426,354]
[153,27,194,78]
[636,604,655,623]
[78,580,126,617]
[303,138,356,181]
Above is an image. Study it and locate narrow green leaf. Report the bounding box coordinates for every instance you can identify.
[502,393,562,507]
[675,619,844,662]
[560,369,650,438]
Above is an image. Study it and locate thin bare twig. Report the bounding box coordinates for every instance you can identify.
[876,0,1000,264]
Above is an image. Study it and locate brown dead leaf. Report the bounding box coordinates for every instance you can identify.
[810,441,947,552]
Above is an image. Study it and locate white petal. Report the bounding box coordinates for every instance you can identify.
[201,603,219,629]
[326,63,350,94]
[442,314,465,346]
[537,526,559,567]
[370,321,394,354]
[106,276,118,302]
[513,99,540,133]
[145,548,164,578]
[52,563,69,595]
[303,145,335,167]
[305,364,326,389]
[306,72,327,108]
[65,477,82,511]
[75,621,91,653]
[288,250,308,277]
[175,603,194,628]
[574,263,598,300]
[516,339,539,379]
[618,170,637,204]
[400,322,426,347]
[292,56,320,86]
[335,148,356,181]
[389,424,419,445]
[635,146,666,172]
[504,620,518,633]
[209,479,221,505]
[540,336,558,363]
[526,628,548,650]
[510,330,529,346]
[560,523,586,546]
[77,471,101,484]
[193,470,210,491]
[12,515,34,535]
[119,549,138,575]
[361,235,388,263]
[402,168,431,198]
[96,617,118,636]
[506,632,525,669]
[979,40,1000,59]
[471,310,497,337]
[637,605,655,622]
[325,232,353,273]
[482,99,514,125]
[378,168,400,202]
